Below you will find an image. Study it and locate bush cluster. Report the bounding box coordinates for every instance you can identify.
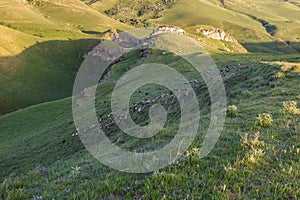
[256,113,273,128]
[241,132,264,150]
[282,101,300,116]
[25,0,43,6]
[227,105,237,118]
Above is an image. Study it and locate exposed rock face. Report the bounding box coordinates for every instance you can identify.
[196,27,236,42]
[150,25,185,37]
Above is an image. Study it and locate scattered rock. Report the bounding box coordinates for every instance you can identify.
[196,27,237,42]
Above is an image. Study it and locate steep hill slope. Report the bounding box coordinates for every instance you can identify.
[0,25,39,57]
[0,0,130,114]
[0,37,99,115]
[0,0,300,199]
[0,53,299,198]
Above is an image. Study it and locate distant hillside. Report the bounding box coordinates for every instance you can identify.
[93,0,300,52]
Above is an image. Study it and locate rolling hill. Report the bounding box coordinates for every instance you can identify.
[0,0,300,199]
[0,0,130,114]
[1,0,300,114]
[0,52,299,199]
[96,0,300,52]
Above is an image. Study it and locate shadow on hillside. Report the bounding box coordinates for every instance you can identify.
[242,41,300,53]
[0,38,100,115]
[247,15,278,36]
[82,30,102,35]
[1,39,300,115]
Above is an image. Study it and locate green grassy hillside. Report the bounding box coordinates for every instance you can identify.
[1,0,300,199]
[0,0,57,35]
[34,0,130,32]
[223,0,300,51]
[95,0,300,52]
[223,0,300,40]
[0,0,129,36]
[150,0,271,42]
[1,0,300,114]
[0,37,100,115]
[0,52,299,199]
[0,0,131,114]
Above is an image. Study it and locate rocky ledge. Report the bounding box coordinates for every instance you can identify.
[196,27,237,42]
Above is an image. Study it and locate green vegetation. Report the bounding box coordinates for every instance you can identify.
[25,0,43,6]
[223,0,300,41]
[256,113,273,128]
[104,0,176,26]
[227,105,237,118]
[1,52,299,199]
[93,0,300,51]
[1,0,300,198]
[1,0,300,114]
[0,0,130,114]
[282,101,300,116]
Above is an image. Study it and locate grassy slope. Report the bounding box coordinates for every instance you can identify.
[0,37,100,115]
[0,25,39,58]
[1,0,300,113]
[0,53,299,199]
[0,0,130,114]
[36,0,130,32]
[151,0,300,43]
[223,0,300,52]
[224,0,300,40]
[0,0,129,35]
[0,0,300,198]
[130,0,272,42]
[0,0,57,35]
[97,0,300,52]
[91,0,118,13]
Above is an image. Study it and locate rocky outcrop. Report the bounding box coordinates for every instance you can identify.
[149,25,185,37]
[82,25,186,60]
[103,29,119,39]
[196,27,237,42]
